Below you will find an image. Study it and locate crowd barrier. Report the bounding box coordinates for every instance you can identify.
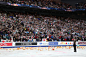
[0,41,86,48]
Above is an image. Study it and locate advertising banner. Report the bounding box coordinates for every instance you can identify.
[15,42,37,46]
[49,42,58,45]
[0,43,12,46]
[78,41,86,45]
[37,42,49,45]
[58,42,73,45]
[0,40,12,47]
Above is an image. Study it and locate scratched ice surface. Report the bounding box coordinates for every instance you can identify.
[0,47,86,57]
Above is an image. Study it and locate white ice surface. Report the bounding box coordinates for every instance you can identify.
[0,47,86,57]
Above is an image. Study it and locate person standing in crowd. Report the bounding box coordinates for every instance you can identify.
[73,38,77,52]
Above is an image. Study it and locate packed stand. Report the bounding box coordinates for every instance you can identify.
[3,0,73,10]
[75,2,86,9]
[0,13,86,42]
[2,0,86,10]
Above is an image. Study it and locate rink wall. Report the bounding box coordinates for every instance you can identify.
[0,41,86,48]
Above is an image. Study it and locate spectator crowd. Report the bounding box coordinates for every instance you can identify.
[6,0,86,9]
[1,0,73,10]
[0,13,86,42]
[0,0,86,12]
[1,0,86,10]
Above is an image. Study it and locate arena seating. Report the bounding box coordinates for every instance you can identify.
[1,0,86,11]
[0,13,86,42]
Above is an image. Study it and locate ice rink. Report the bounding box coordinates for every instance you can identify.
[0,46,86,57]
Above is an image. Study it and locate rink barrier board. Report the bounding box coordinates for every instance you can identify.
[0,41,86,48]
[1,45,86,48]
